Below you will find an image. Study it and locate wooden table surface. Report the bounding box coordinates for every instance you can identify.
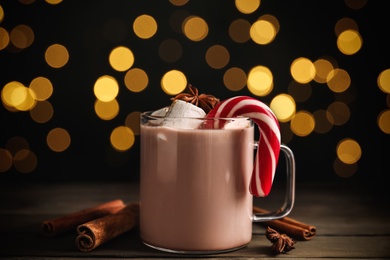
[0,181,389,259]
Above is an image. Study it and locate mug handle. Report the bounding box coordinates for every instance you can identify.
[253,144,296,222]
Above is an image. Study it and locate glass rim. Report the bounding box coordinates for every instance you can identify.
[141,111,252,121]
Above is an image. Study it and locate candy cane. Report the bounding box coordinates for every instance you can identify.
[206,96,281,197]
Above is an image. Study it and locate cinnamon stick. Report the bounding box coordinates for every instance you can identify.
[42,199,126,237]
[253,206,316,240]
[76,202,140,252]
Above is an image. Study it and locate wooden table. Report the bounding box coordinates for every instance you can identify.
[1,181,389,259]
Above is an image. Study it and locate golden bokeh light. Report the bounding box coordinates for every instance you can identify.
[337,138,361,164]
[250,20,276,45]
[313,58,334,84]
[270,94,296,122]
[124,68,149,93]
[0,27,9,50]
[290,57,316,84]
[205,45,230,69]
[30,100,54,123]
[94,99,119,121]
[247,65,273,96]
[327,68,351,93]
[0,5,4,22]
[377,69,390,94]
[2,81,26,108]
[169,0,189,6]
[333,157,357,178]
[110,126,135,151]
[125,111,141,136]
[133,14,158,39]
[1,81,36,111]
[10,24,34,49]
[259,14,280,33]
[14,87,36,111]
[334,17,358,37]
[337,29,362,55]
[29,76,53,101]
[183,16,208,41]
[235,0,260,14]
[158,39,183,63]
[109,46,134,72]
[161,70,187,95]
[46,127,71,152]
[45,44,69,68]
[94,75,119,102]
[13,149,37,173]
[223,67,247,91]
[229,19,251,43]
[327,101,350,125]
[45,0,62,4]
[377,110,390,134]
[313,109,333,134]
[290,111,315,137]
[0,148,13,172]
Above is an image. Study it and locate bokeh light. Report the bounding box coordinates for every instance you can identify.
[109,46,134,72]
[45,44,69,68]
[10,24,34,50]
[133,14,158,39]
[125,111,141,136]
[250,19,276,45]
[0,148,13,172]
[13,149,37,173]
[29,77,53,101]
[378,110,390,134]
[0,27,10,50]
[290,57,316,84]
[30,100,54,123]
[378,69,390,94]
[290,111,315,137]
[247,65,273,96]
[223,67,247,91]
[94,99,119,121]
[124,68,149,93]
[229,19,251,43]
[205,45,230,69]
[337,29,362,55]
[110,126,135,151]
[337,138,361,164]
[47,127,71,152]
[270,94,296,122]
[94,75,119,102]
[183,16,208,41]
[161,70,187,95]
[327,68,351,93]
[235,0,260,14]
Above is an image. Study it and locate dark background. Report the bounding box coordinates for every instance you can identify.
[1,0,389,186]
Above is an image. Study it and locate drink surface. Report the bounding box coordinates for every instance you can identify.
[140,122,254,252]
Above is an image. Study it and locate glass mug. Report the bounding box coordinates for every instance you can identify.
[139,112,295,254]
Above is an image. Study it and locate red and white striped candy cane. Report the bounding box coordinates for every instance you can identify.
[206,96,281,197]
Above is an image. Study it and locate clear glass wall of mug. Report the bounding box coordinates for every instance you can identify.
[139,112,295,254]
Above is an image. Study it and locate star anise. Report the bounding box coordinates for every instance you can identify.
[266,226,296,255]
[170,84,220,113]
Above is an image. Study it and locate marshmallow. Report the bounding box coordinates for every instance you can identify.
[162,100,205,129]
